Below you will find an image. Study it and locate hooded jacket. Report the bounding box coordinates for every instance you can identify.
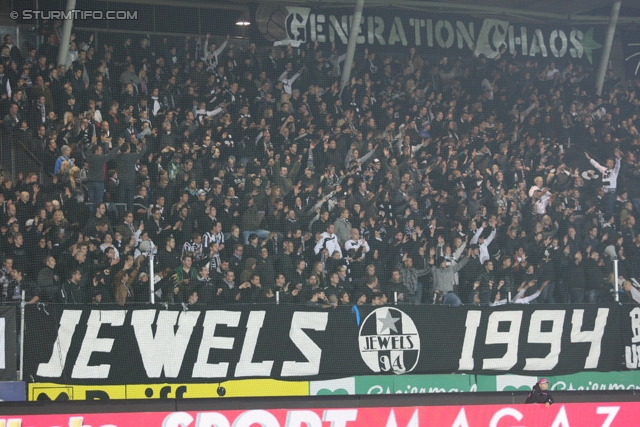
[525,383,554,404]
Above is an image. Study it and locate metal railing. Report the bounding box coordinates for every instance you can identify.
[84,202,129,218]
[0,130,47,184]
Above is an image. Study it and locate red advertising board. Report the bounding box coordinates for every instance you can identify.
[2,403,639,427]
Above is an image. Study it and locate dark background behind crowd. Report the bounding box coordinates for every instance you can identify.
[1,18,640,309]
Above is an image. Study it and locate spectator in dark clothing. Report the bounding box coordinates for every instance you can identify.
[86,143,120,204]
[116,140,147,211]
[525,378,554,406]
[56,268,86,304]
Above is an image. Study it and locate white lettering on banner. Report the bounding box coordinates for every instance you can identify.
[529,29,548,57]
[460,309,607,372]
[368,16,385,45]
[322,410,358,427]
[524,310,565,371]
[234,410,280,427]
[435,20,454,49]
[552,380,640,391]
[285,410,322,427]
[450,408,469,427]
[630,308,640,343]
[284,7,310,44]
[234,311,274,377]
[489,408,523,427]
[281,312,327,376]
[625,307,640,369]
[550,30,568,57]
[388,17,407,46]
[458,311,481,370]
[162,412,194,427]
[384,409,418,427]
[272,7,598,63]
[72,311,126,378]
[37,310,82,377]
[410,19,422,46]
[31,307,615,381]
[0,318,4,370]
[328,16,347,44]
[163,410,359,427]
[570,29,584,58]
[348,15,366,44]
[570,308,608,369]
[132,310,199,378]
[596,406,620,427]
[0,406,629,427]
[456,21,475,50]
[550,405,570,427]
[483,311,523,371]
[194,412,231,427]
[192,311,241,378]
[476,19,509,58]
[626,344,640,369]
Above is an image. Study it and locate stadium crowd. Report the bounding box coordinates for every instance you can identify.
[1,25,640,309]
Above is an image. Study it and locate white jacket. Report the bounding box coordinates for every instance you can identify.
[314,232,342,258]
[470,226,496,264]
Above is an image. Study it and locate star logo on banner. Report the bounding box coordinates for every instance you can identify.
[378,310,399,334]
[581,27,602,64]
[359,307,421,374]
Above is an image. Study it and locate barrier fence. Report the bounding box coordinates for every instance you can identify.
[3,402,640,427]
[19,303,640,389]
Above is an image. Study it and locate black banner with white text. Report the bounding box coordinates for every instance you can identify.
[23,304,634,385]
[0,306,17,381]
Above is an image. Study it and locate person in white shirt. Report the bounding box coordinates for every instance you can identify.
[278,65,302,95]
[344,228,369,262]
[532,188,555,216]
[585,148,622,214]
[314,224,342,258]
[528,176,545,198]
[470,217,497,264]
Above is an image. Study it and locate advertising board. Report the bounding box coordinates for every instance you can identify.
[310,371,640,396]
[2,403,639,427]
[28,379,309,401]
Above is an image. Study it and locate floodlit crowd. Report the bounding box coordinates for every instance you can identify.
[1,23,640,309]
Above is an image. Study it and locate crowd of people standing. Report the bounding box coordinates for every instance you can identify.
[1,24,640,308]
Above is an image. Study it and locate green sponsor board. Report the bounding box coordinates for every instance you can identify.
[310,371,640,395]
[548,371,640,391]
[479,371,640,392]
[310,375,479,395]
[358,375,477,394]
